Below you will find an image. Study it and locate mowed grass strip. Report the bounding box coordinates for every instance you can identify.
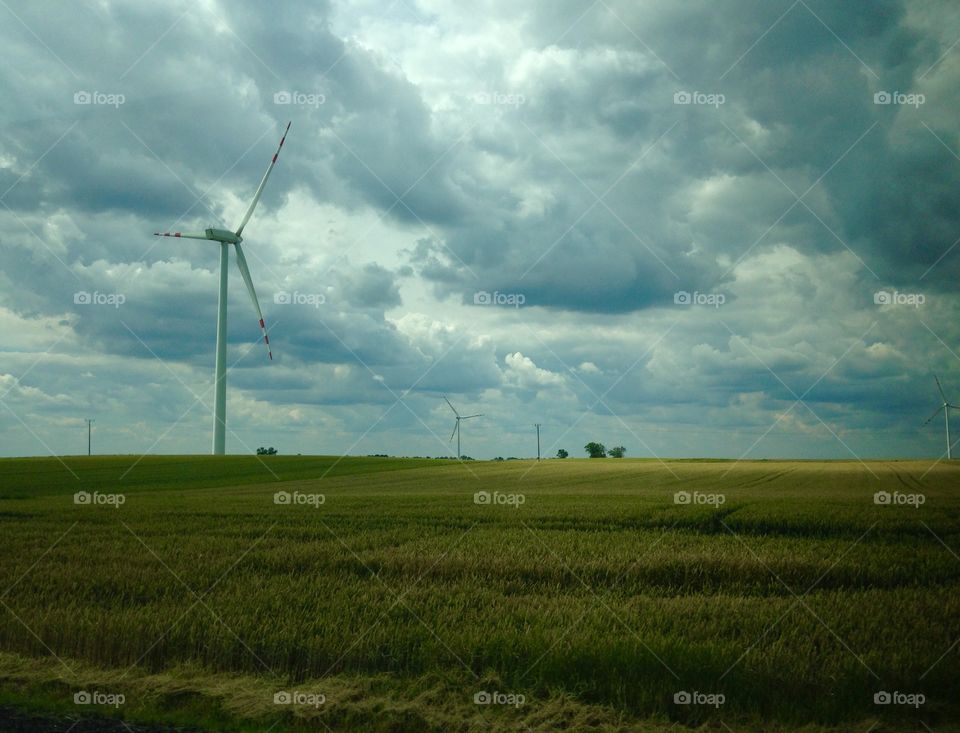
[0,456,958,728]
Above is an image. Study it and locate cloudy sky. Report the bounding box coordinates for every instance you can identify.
[1,0,959,461]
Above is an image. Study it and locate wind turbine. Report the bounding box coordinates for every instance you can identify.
[153,121,291,455]
[923,376,958,460]
[443,396,481,459]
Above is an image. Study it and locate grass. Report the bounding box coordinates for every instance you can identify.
[0,455,958,731]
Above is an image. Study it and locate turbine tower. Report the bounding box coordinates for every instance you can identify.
[443,396,481,459]
[154,122,291,455]
[924,376,958,460]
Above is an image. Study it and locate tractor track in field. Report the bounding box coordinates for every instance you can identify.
[886,462,925,492]
[726,466,798,490]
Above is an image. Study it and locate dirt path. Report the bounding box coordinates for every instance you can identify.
[0,705,201,733]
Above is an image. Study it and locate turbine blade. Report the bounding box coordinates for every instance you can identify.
[935,375,949,403]
[154,231,209,240]
[234,242,272,360]
[443,395,459,416]
[461,414,482,419]
[235,121,291,237]
[923,406,945,425]
[449,420,458,441]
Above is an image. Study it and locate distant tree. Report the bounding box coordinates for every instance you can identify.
[556,449,569,459]
[584,442,606,458]
[607,446,626,458]
[256,447,277,455]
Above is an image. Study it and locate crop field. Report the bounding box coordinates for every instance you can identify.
[0,456,958,731]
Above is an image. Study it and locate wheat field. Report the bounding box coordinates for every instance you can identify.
[0,456,957,731]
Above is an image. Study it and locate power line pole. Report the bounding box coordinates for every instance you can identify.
[86,418,94,456]
[534,423,541,461]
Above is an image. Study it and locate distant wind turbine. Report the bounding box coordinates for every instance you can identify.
[923,376,958,460]
[444,396,481,459]
[153,122,291,455]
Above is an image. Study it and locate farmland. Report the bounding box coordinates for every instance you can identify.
[0,455,958,731]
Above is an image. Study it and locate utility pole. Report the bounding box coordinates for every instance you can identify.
[534,423,541,461]
[86,418,94,456]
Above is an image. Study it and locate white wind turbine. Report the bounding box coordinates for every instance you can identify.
[153,121,291,455]
[923,376,959,460]
[443,396,481,459]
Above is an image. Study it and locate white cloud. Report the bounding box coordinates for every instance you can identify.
[503,352,565,389]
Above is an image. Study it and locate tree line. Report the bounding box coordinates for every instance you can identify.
[553,443,626,458]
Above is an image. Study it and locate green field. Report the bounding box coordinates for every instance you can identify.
[0,456,958,731]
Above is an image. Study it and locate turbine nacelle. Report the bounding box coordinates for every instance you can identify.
[206,228,242,244]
